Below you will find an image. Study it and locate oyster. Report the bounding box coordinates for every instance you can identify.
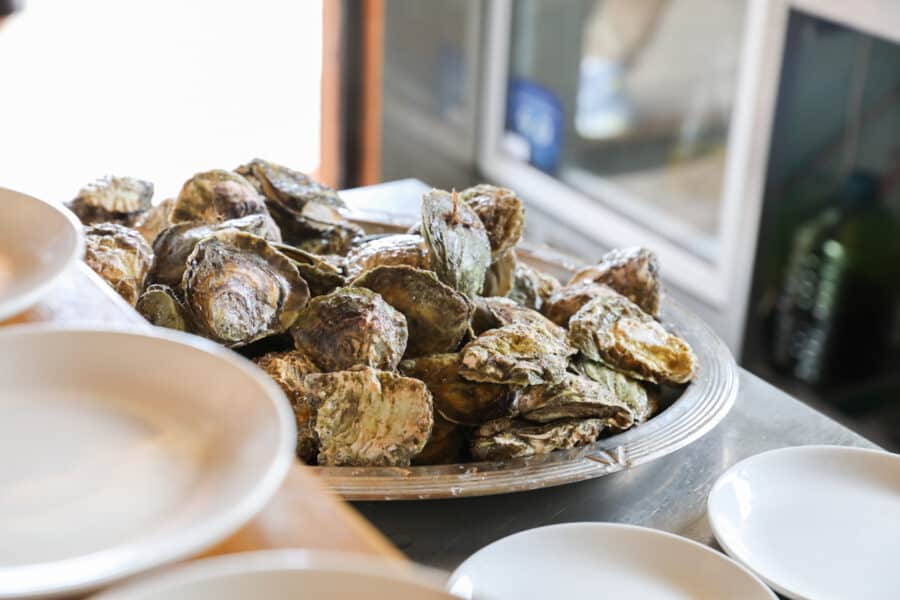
[148,214,280,288]
[308,367,433,466]
[421,189,491,297]
[133,198,175,244]
[182,230,310,347]
[67,176,153,226]
[470,417,606,461]
[472,296,568,344]
[515,372,635,428]
[236,158,346,210]
[572,357,655,423]
[273,243,346,296]
[136,283,192,332]
[83,223,153,306]
[506,261,560,310]
[344,234,429,280]
[568,292,696,384]
[542,281,616,327]
[351,266,473,357]
[413,413,466,465]
[459,184,525,260]
[170,169,269,226]
[400,353,514,425]
[254,350,321,462]
[482,249,517,297]
[290,287,408,372]
[568,247,661,316]
[459,321,575,386]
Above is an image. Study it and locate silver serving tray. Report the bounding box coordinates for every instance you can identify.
[313,212,739,500]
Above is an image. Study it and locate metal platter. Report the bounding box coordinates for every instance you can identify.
[313,212,740,500]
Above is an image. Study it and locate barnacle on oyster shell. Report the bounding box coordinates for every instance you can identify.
[83,223,153,306]
[568,247,661,316]
[458,184,525,260]
[344,234,430,280]
[67,176,154,226]
[470,417,606,460]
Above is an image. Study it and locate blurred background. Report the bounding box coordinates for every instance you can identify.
[2,0,900,448]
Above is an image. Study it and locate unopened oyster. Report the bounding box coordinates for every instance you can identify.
[83,223,153,306]
[352,266,473,357]
[568,247,660,316]
[237,158,345,210]
[542,281,616,327]
[482,249,517,297]
[421,189,491,297]
[133,198,174,244]
[506,261,560,310]
[458,184,525,260]
[171,169,270,226]
[400,353,514,425]
[148,214,280,288]
[67,176,153,226]
[515,372,635,428]
[344,234,430,280]
[308,367,433,466]
[273,243,346,296]
[413,413,466,465]
[136,283,191,331]
[282,202,364,255]
[472,296,568,344]
[470,417,606,460]
[290,287,408,372]
[459,321,575,386]
[182,230,310,347]
[568,292,696,384]
[572,357,655,423]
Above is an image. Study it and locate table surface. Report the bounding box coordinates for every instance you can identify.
[343,178,879,573]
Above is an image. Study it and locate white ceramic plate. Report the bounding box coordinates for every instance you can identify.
[709,445,900,600]
[0,188,83,320]
[89,550,454,600]
[0,326,296,599]
[448,522,775,600]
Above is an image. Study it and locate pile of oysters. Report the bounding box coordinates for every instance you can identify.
[69,160,697,467]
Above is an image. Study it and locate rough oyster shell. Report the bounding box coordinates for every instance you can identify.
[309,367,433,466]
[344,234,430,280]
[148,214,281,288]
[421,189,491,298]
[67,176,154,226]
[515,372,635,428]
[482,249,517,297]
[472,296,569,345]
[83,223,153,306]
[351,265,473,357]
[572,357,655,423]
[400,353,514,426]
[171,169,271,227]
[290,286,408,372]
[133,198,174,245]
[470,417,606,460]
[458,184,525,260]
[568,292,696,384]
[413,412,466,465]
[136,283,191,332]
[568,247,661,316]
[182,230,310,347]
[506,261,560,310]
[542,281,617,327]
[236,158,346,210]
[273,243,346,296]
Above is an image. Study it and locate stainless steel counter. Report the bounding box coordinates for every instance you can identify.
[343,179,877,570]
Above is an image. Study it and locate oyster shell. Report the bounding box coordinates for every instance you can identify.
[568,247,661,316]
[236,158,346,210]
[182,230,310,347]
[413,413,466,465]
[472,296,568,344]
[133,198,175,244]
[482,249,517,297]
[67,176,154,226]
[506,261,560,310]
[290,286,408,372]
[458,184,525,260]
[470,417,606,460]
[136,283,192,332]
[568,292,696,384]
[515,372,635,428]
[351,265,473,357]
[273,243,346,296]
[309,367,433,466]
[459,321,575,386]
[542,281,616,327]
[148,214,280,288]
[171,169,270,226]
[83,223,153,306]
[254,350,321,462]
[421,189,491,297]
[400,353,514,425]
[572,357,655,423]
[344,234,430,280]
